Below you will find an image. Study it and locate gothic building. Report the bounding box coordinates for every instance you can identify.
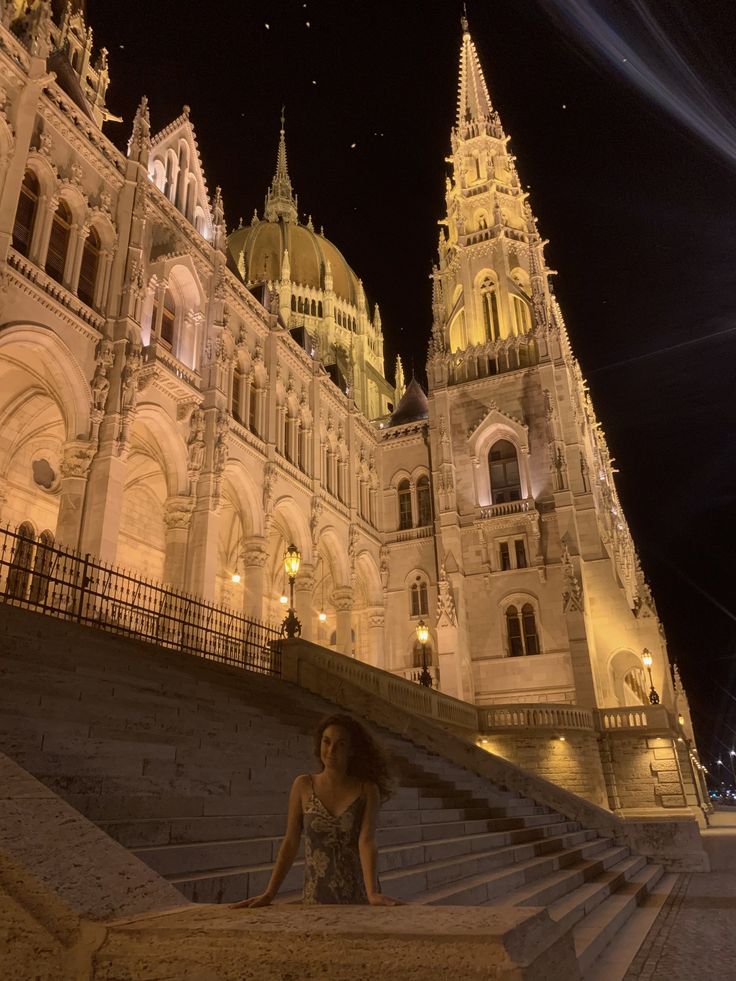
[0,3,702,812]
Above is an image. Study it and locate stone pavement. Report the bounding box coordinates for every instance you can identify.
[623,808,736,981]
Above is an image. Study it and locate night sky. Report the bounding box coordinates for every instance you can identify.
[87,1,736,773]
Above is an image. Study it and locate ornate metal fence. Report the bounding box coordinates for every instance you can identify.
[0,524,282,676]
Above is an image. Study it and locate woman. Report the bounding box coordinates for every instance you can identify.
[230,713,403,907]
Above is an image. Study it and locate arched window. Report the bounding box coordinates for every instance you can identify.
[512,296,531,334]
[506,603,540,656]
[480,278,500,341]
[311,299,317,316]
[164,154,175,200]
[397,479,412,530]
[416,475,432,527]
[77,227,100,308]
[318,301,323,317]
[489,439,521,504]
[291,295,297,311]
[12,170,39,256]
[249,381,258,435]
[45,200,72,283]
[410,576,429,617]
[522,603,539,654]
[160,290,176,346]
[5,522,35,600]
[478,212,488,231]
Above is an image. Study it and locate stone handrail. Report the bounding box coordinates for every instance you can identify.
[385,525,433,544]
[282,638,479,733]
[481,704,594,732]
[596,704,675,732]
[7,247,106,333]
[479,498,534,520]
[280,638,708,872]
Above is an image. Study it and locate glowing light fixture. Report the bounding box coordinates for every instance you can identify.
[319,610,327,623]
[231,573,241,585]
[414,620,432,689]
[279,594,289,605]
[283,544,302,579]
[641,649,653,669]
[641,649,659,705]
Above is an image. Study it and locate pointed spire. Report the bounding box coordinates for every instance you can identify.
[127,95,151,164]
[456,16,494,133]
[264,108,298,223]
[394,355,406,405]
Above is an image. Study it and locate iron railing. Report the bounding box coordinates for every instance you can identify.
[0,524,282,676]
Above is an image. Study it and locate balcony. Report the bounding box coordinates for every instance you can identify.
[385,525,433,545]
[479,498,534,521]
[6,248,105,335]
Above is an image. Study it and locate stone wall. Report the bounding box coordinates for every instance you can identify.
[601,732,702,816]
[481,729,608,809]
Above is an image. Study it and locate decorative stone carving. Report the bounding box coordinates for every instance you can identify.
[561,542,584,614]
[186,407,206,480]
[262,462,277,518]
[379,544,389,590]
[60,440,95,479]
[310,496,323,549]
[163,496,195,531]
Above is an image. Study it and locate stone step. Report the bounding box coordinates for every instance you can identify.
[497,846,636,909]
[573,863,664,976]
[415,838,617,906]
[547,855,648,932]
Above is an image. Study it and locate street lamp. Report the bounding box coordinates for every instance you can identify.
[280,543,302,638]
[415,620,432,689]
[641,649,659,705]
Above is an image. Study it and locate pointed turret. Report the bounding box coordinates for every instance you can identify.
[456,15,494,136]
[127,95,151,165]
[264,109,298,223]
[394,355,406,406]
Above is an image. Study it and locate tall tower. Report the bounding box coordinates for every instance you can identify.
[426,18,676,718]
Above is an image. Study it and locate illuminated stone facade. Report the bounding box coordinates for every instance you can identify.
[0,4,705,814]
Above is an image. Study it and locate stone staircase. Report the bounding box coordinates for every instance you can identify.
[0,607,666,976]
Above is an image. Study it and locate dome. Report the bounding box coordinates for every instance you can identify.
[228,219,361,306]
[389,377,429,427]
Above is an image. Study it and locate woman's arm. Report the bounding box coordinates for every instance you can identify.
[358,783,404,906]
[229,775,305,908]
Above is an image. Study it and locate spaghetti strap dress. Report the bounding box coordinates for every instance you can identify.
[302,775,369,905]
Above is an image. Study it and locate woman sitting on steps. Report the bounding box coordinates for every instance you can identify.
[230,713,404,907]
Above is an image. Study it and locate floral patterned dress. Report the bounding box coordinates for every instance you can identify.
[302,776,369,905]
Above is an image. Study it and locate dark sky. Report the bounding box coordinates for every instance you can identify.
[88,0,736,774]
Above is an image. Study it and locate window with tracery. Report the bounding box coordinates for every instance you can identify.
[410,576,429,618]
[78,227,100,309]
[505,603,540,656]
[416,475,432,526]
[398,479,412,530]
[488,439,521,504]
[12,170,39,257]
[46,200,72,283]
[480,278,500,341]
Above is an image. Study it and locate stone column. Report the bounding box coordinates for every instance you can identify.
[242,537,268,622]
[366,608,385,668]
[162,496,195,590]
[333,586,353,656]
[55,440,96,549]
[295,564,315,641]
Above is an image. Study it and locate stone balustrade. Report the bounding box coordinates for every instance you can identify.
[480,704,595,733]
[596,704,675,732]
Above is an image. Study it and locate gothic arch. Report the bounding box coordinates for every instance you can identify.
[354,549,382,607]
[130,402,189,498]
[221,458,263,538]
[608,648,648,707]
[467,408,531,508]
[0,324,90,439]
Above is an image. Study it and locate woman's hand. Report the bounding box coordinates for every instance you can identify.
[367,892,405,906]
[229,893,273,909]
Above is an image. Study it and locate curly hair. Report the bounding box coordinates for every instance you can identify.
[312,713,393,802]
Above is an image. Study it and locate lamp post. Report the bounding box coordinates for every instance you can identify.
[415,620,432,689]
[280,543,302,638]
[641,649,659,705]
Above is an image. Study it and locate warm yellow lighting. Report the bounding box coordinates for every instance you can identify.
[559,736,566,742]
[641,649,653,669]
[279,594,288,605]
[283,544,301,578]
[231,573,241,584]
[318,610,327,623]
[415,620,430,645]
[678,713,685,727]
